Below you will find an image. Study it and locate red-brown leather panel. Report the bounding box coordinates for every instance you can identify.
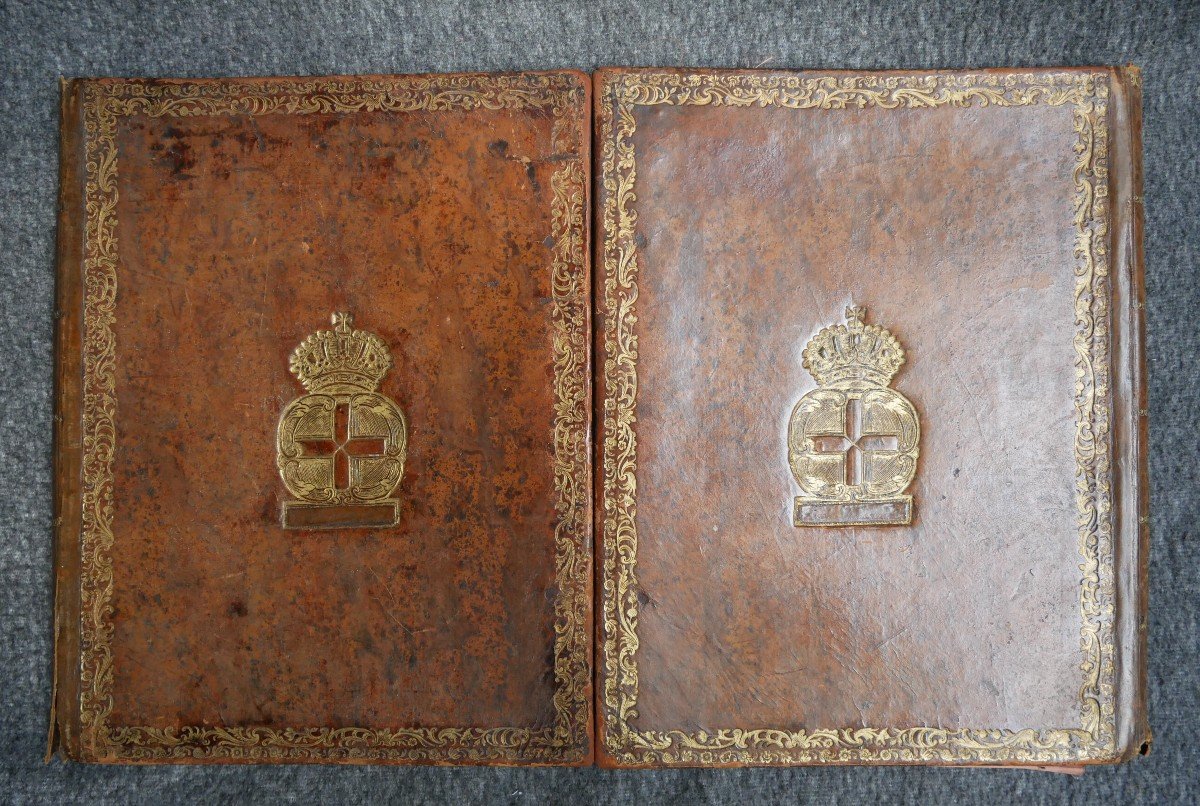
[103,83,581,733]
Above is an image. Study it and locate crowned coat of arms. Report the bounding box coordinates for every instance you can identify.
[788,305,919,527]
[276,313,408,529]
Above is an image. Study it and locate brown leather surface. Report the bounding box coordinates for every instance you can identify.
[1108,66,1152,761]
[594,67,1148,766]
[55,73,592,763]
[629,90,1083,730]
[53,67,1146,769]
[52,78,86,762]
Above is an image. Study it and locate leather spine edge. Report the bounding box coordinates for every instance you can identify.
[1107,64,1151,763]
[50,77,86,762]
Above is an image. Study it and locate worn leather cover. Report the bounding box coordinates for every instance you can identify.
[594,67,1148,768]
[53,67,1148,769]
[52,72,592,764]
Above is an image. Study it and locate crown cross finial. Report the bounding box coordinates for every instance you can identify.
[332,311,353,334]
[845,305,866,326]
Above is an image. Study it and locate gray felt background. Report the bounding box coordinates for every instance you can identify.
[1,1,1196,803]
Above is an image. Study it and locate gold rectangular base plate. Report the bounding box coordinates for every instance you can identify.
[794,497,912,527]
[282,499,400,530]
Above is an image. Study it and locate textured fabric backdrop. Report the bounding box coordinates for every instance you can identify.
[2,1,1196,802]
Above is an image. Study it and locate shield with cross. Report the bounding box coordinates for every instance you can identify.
[787,306,919,526]
[276,313,408,529]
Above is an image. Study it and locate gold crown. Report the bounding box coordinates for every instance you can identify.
[289,312,392,393]
[802,305,905,389]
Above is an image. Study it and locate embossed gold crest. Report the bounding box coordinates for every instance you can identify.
[788,305,919,526]
[277,312,407,529]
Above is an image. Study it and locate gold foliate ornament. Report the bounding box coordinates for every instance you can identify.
[277,312,408,529]
[788,305,919,526]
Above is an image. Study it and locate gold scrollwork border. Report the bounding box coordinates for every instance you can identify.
[597,70,1115,765]
[78,74,591,762]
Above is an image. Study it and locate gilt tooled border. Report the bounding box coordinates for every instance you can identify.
[78,75,591,762]
[597,71,1115,765]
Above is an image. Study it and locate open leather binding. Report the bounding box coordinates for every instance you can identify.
[52,68,1149,768]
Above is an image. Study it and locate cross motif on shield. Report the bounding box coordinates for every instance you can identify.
[296,401,390,490]
[808,396,901,490]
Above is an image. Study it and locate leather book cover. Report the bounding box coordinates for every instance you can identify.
[52,72,592,764]
[593,67,1148,768]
